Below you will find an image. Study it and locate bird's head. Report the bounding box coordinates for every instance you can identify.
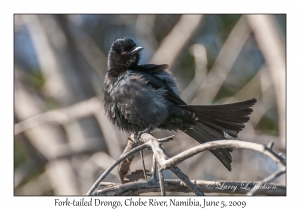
[108,38,143,71]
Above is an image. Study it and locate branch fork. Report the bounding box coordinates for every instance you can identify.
[86,133,286,196]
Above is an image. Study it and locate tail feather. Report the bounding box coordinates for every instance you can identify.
[202,121,239,138]
[185,127,232,171]
[182,98,257,111]
[184,121,233,171]
[198,115,245,132]
[179,98,256,171]
[180,98,256,138]
[197,109,251,123]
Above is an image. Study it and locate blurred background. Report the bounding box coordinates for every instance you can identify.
[14,14,286,195]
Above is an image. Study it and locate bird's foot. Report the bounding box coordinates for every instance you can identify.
[134,124,152,142]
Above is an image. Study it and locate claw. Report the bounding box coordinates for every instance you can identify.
[134,124,152,142]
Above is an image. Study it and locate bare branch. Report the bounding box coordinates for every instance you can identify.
[136,133,204,195]
[95,179,285,196]
[247,167,286,196]
[170,166,204,196]
[123,170,151,183]
[15,73,81,195]
[192,15,251,105]
[157,135,175,143]
[88,133,205,196]
[158,169,166,196]
[15,172,52,195]
[14,97,101,135]
[88,132,285,196]
[14,160,36,188]
[151,155,158,180]
[117,137,140,183]
[181,44,208,103]
[162,140,286,170]
[150,15,203,67]
[14,96,124,159]
[246,15,285,143]
[86,143,149,195]
[81,152,119,179]
[140,150,147,179]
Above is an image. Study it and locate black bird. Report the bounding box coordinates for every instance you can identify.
[103,37,257,171]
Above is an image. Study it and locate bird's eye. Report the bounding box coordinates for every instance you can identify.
[121,51,127,55]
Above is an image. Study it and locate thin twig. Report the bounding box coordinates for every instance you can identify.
[170,166,204,196]
[267,141,275,150]
[86,143,149,195]
[247,167,286,196]
[157,135,175,143]
[140,150,147,179]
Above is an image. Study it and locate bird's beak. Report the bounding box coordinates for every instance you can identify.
[127,46,143,55]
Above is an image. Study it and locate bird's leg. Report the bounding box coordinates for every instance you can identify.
[134,124,152,180]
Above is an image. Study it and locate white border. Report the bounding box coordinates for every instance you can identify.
[2,0,297,209]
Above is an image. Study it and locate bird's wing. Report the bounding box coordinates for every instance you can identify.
[130,65,187,105]
[134,68,233,171]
